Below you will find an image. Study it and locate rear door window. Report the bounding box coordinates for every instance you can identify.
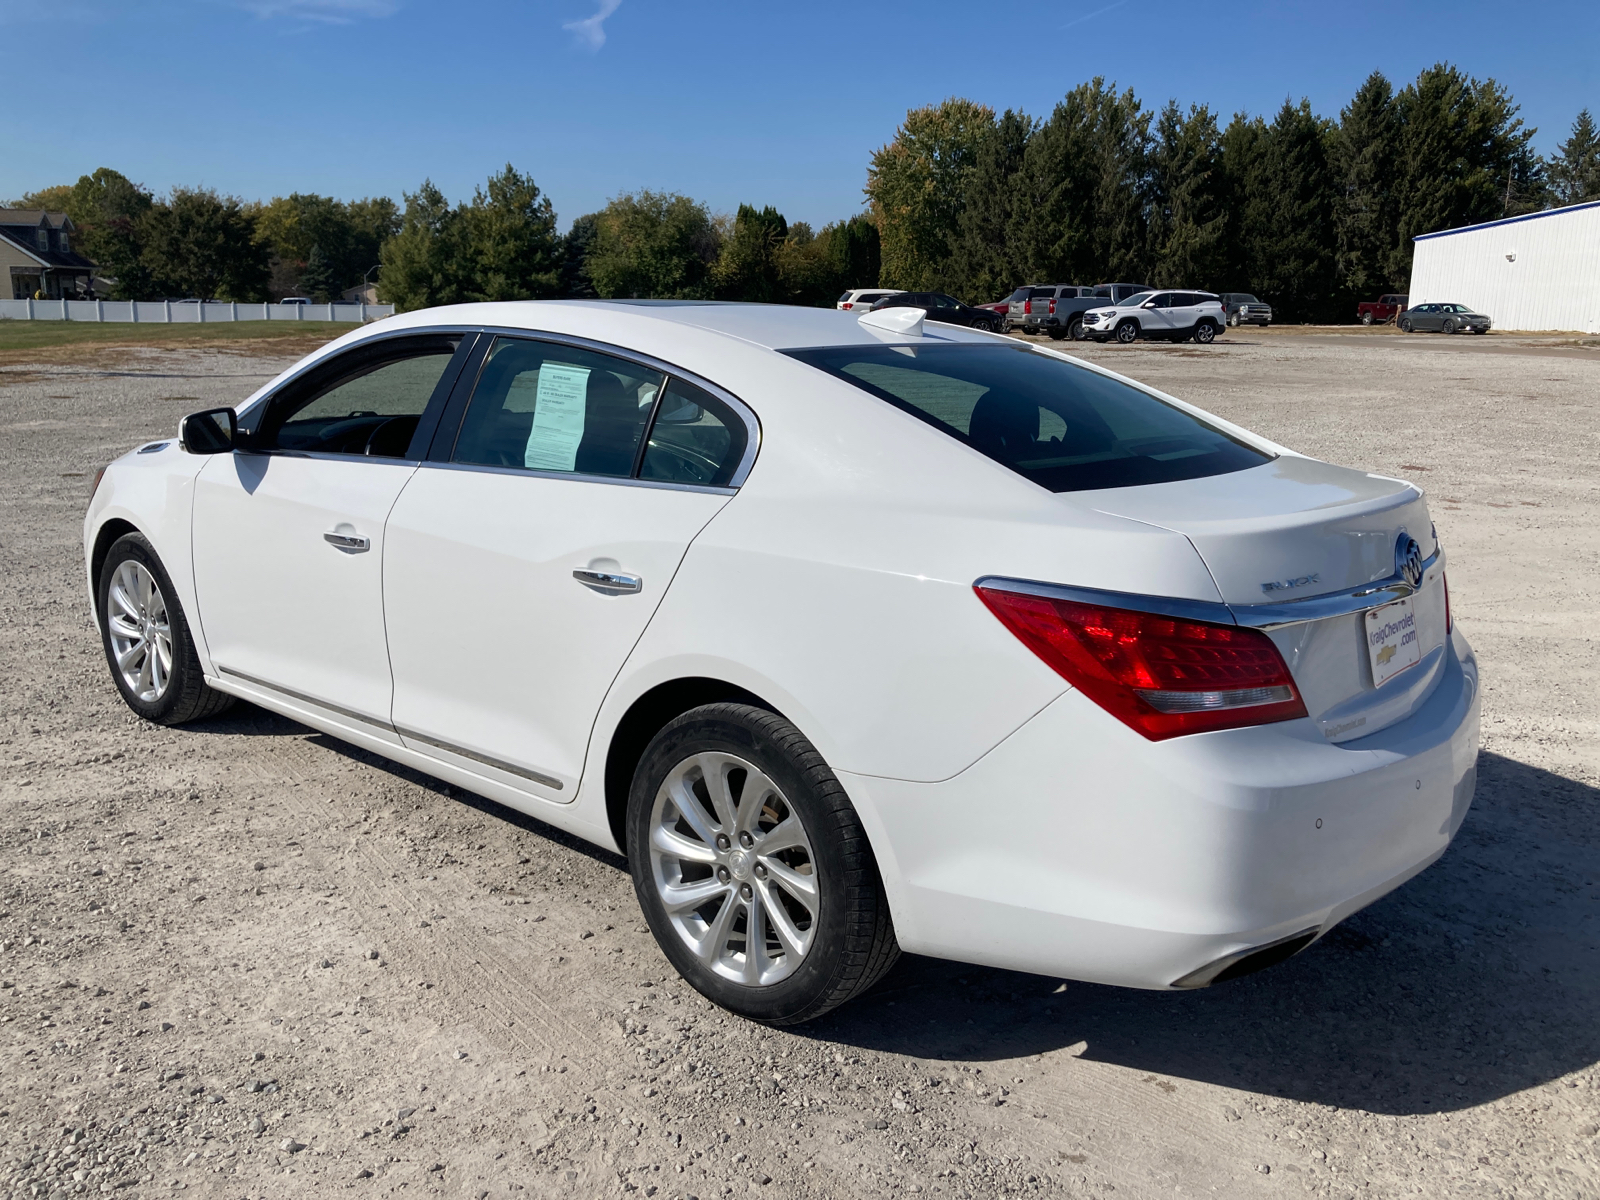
[452,338,664,478]
[784,343,1271,493]
[638,378,749,488]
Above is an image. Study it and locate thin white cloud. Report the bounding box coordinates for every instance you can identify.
[240,0,397,23]
[564,0,621,50]
[1060,0,1123,30]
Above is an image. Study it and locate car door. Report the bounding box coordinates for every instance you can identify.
[191,333,471,737]
[1413,304,1438,330]
[382,335,755,799]
[1139,292,1175,333]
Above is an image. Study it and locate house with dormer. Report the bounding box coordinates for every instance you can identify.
[0,210,97,299]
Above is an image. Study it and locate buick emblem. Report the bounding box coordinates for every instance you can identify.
[1396,534,1424,588]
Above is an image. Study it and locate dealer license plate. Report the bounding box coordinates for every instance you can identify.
[1365,598,1421,687]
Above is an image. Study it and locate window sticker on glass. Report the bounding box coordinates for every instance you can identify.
[524,363,590,471]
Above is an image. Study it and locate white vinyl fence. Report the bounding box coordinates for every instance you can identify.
[0,299,394,324]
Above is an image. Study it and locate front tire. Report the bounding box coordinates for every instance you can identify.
[627,703,899,1025]
[1228,311,1240,327]
[97,533,234,725]
[1114,319,1139,344]
[1067,318,1087,341]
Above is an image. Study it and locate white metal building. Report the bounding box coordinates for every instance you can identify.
[1409,199,1600,334]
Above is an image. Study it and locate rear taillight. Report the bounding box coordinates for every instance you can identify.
[1443,571,1451,633]
[1023,299,1032,315]
[841,301,853,310]
[1048,298,1056,315]
[90,465,107,502]
[976,586,1307,740]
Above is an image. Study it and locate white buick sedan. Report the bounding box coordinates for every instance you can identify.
[84,301,1479,1024]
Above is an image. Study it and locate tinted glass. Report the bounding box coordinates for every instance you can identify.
[1029,287,1057,299]
[838,292,852,303]
[1150,294,1174,308]
[1123,292,1153,307]
[784,343,1272,493]
[639,378,749,488]
[263,348,455,456]
[1237,294,1260,304]
[452,338,664,477]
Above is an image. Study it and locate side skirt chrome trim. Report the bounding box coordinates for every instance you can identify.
[215,664,393,731]
[214,664,563,792]
[392,725,563,791]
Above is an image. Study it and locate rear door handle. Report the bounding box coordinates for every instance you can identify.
[573,568,642,594]
[324,531,370,553]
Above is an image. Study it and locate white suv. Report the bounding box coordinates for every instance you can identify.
[836,288,904,313]
[1082,290,1226,345]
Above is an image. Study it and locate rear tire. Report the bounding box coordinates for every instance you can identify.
[97,533,235,726]
[1194,320,1217,344]
[1114,319,1139,344]
[1398,318,1413,333]
[627,703,899,1025]
[1443,318,1458,334]
[1361,312,1374,326]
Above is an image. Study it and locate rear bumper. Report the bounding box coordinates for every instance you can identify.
[846,627,1479,989]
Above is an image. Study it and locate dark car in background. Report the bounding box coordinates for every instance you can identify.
[1398,302,1491,335]
[1219,293,1273,326]
[870,291,1002,332]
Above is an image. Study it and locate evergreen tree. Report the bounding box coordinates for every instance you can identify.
[866,98,996,290]
[1390,64,1543,284]
[948,108,1033,301]
[812,214,881,294]
[457,164,561,302]
[298,243,337,302]
[1010,80,1148,286]
[1145,102,1227,289]
[712,204,789,301]
[1549,109,1600,206]
[1335,72,1402,299]
[1233,100,1340,321]
[377,180,463,311]
[558,213,600,298]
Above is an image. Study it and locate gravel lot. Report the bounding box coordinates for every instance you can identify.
[2,328,1597,1199]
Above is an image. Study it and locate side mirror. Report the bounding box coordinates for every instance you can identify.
[1141,300,1157,309]
[179,407,237,454]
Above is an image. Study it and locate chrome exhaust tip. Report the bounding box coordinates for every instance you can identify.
[1170,927,1321,990]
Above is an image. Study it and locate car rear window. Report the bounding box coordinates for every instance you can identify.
[784,343,1272,493]
[1028,287,1057,299]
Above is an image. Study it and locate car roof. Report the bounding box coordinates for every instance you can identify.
[306,299,999,360]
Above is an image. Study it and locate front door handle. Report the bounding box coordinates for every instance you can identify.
[573,568,642,594]
[324,531,370,553]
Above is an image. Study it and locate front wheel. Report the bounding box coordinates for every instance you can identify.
[1194,320,1217,344]
[1228,311,1240,327]
[628,703,899,1024]
[1068,318,1087,341]
[1114,319,1139,344]
[97,533,234,725]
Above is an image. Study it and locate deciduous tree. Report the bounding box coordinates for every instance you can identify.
[140,188,269,301]
[586,190,720,300]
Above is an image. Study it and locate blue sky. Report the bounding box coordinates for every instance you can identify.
[3,1,1596,230]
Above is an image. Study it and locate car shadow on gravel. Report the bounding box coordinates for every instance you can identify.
[191,705,1596,1116]
[801,751,1600,1117]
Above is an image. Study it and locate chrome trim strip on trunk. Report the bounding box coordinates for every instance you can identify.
[214,665,564,792]
[393,725,564,791]
[975,547,1443,632]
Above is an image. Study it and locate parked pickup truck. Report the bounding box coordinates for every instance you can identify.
[1357,294,1409,325]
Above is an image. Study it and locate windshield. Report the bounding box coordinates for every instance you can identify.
[1120,292,1153,308]
[1235,295,1260,304]
[783,343,1272,493]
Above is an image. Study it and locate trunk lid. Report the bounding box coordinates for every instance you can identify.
[1074,455,1448,743]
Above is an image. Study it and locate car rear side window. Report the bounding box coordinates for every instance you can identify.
[452,338,665,478]
[784,343,1272,493]
[638,378,749,488]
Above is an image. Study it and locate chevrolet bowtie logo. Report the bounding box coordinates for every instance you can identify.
[1376,644,1397,666]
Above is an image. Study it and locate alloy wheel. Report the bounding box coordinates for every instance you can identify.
[105,560,173,703]
[648,751,818,986]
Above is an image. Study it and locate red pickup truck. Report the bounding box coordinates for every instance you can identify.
[1358,294,1409,325]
